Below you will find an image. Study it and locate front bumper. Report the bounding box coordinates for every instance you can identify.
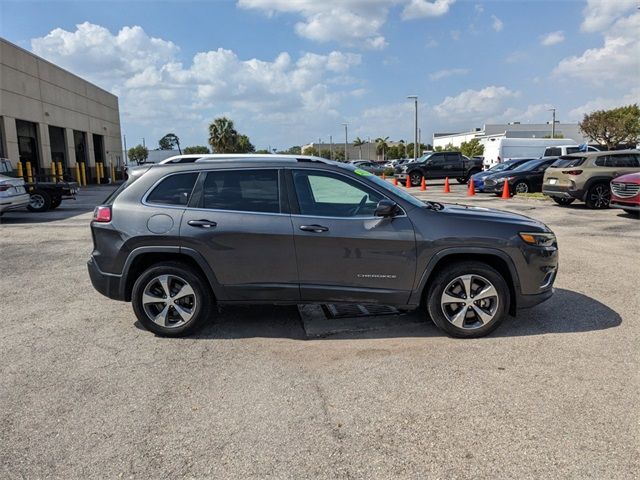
[472,178,486,192]
[0,193,31,213]
[517,288,554,309]
[610,200,640,211]
[482,181,505,193]
[87,256,126,301]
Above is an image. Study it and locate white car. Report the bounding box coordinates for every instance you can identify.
[0,159,30,216]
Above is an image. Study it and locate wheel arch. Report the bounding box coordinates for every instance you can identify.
[121,246,225,302]
[414,249,520,315]
[582,176,613,197]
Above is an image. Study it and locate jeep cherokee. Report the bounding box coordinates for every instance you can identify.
[88,155,558,338]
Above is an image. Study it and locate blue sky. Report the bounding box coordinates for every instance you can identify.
[1,0,637,150]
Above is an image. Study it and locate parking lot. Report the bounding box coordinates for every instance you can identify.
[1,181,638,478]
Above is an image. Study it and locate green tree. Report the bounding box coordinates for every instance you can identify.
[208,117,239,153]
[255,149,271,154]
[302,146,318,156]
[406,142,429,157]
[127,144,149,165]
[183,145,210,154]
[319,149,332,159]
[236,134,255,153]
[353,137,365,159]
[460,138,484,157]
[386,145,402,159]
[279,146,301,155]
[375,136,389,161]
[159,133,181,153]
[580,104,640,149]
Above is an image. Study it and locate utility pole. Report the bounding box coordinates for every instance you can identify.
[418,128,422,153]
[318,137,322,157]
[329,135,333,160]
[548,107,556,138]
[342,123,348,162]
[407,95,418,161]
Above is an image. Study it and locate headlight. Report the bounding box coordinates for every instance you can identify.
[519,232,556,247]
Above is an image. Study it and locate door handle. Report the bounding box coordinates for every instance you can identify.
[299,224,329,233]
[188,219,217,228]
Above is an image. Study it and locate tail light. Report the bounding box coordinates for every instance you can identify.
[0,185,11,192]
[562,170,583,175]
[93,205,112,222]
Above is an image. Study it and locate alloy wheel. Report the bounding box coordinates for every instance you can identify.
[440,274,499,330]
[515,182,529,194]
[29,194,45,210]
[410,172,422,186]
[141,274,197,328]
[589,184,610,208]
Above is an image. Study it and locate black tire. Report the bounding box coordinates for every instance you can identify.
[426,261,510,338]
[552,197,575,206]
[455,177,467,184]
[513,181,529,195]
[131,262,213,337]
[27,189,52,212]
[585,183,611,209]
[50,196,62,209]
[409,171,423,187]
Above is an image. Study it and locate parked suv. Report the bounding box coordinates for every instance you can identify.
[88,155,558,338]
[396,152,483,186]
[542,150,640,208]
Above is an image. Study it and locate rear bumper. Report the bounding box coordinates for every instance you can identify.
[542,185,584,200]
[87,256,126,301]
[0,193,30,213]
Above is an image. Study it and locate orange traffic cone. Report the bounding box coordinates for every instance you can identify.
[501,181,511,199]
[393,177,398,186]
[406,176,411,188]
[443,177,451,193]
[420,176,426,191]
[467,180,475,196]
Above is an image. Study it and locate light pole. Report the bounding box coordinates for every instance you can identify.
[318,137,322,157]
[367,136,371,160]
[407,95,418,161]
[342,123,348,162]
[548,107,556,138]
[329,135,333,160]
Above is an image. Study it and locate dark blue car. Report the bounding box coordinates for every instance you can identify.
[472,158,534,192]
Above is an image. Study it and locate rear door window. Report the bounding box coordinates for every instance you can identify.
[202,169,279,213]
[146,172,199,206]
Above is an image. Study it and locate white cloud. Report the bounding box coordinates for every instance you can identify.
[568,87,640,121]
[31,22,363,145]
[553,11,639,87]
[491,14,503,32]
[433,86,519,121]
[238,0,454,49]
[540,31,565,46]
[581,0,636,32]
[429,68,469,81]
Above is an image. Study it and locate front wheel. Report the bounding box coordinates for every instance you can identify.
[426,261,510,338]
[131,262,212,337]
[585,183,610,209]
[50,196,62,209]
[513,181,529,194]
[27,189,52,212]
[409,172,423,187]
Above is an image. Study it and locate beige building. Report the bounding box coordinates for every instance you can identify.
[0,38,122,183]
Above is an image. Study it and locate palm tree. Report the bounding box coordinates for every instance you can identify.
[353,137,365,159]
[208,117,239,153]
[375,136,389,161]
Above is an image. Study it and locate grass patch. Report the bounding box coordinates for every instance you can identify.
[515,192,549,200]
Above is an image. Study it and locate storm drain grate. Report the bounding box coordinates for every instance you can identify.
[322,304,399,319]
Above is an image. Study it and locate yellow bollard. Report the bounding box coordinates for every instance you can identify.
[57,161,64,181]
[110,163,116,183]
[17,161,24,179]
[96,162,102,185]
[99,162,105,182]
[81,162,87,187]
[74,163,81,184]
[26,161,33,184]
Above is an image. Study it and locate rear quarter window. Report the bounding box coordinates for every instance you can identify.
[146,172,199,206]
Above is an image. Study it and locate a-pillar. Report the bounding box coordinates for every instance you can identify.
[2,116,20,172]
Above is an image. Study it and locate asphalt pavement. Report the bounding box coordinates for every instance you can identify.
[1,182,638,479]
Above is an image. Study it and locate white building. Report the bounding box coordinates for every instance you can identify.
[0,38,123,183]
[433,123,590,150]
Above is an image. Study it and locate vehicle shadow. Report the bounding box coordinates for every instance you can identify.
[150,288,621,340]
[614,211,639,219]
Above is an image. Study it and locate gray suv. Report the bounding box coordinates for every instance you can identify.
[88,156,558,338]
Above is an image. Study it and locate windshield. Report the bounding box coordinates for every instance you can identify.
[416,153,435,163]
[490,162,511,172]
[513,159,543,172]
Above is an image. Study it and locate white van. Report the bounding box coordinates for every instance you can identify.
[542,144,600,157]
[483,138,578,169]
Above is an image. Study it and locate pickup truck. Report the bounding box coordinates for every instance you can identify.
[0,158,79,212]
[395,151,483,186]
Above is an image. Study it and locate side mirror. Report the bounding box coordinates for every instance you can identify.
[375,199,398,217]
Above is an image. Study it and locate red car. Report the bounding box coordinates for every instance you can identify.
[610,172,640,215]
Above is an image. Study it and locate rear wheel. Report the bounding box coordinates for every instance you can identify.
[131,262,212,337]
[409,171,423,187]
[456,177,467,184]
[27,189,52,212]
[585,183,610,209]
[552,197,575,206]
[426,261,510,338]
